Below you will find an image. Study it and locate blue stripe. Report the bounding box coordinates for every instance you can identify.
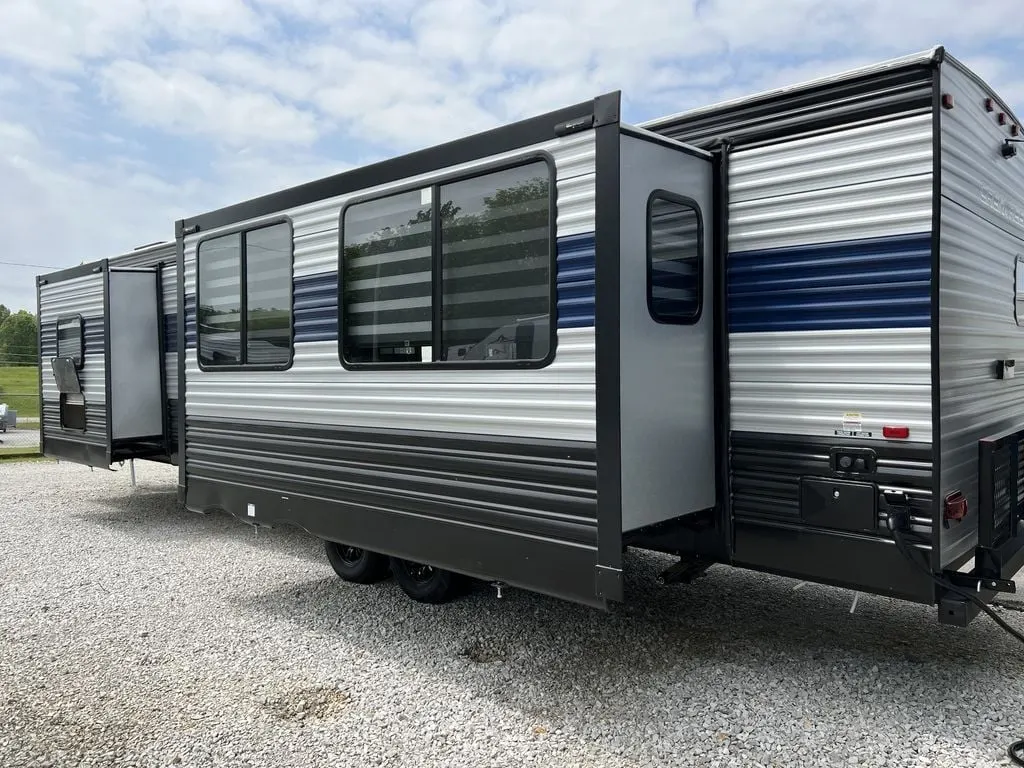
[728,232,932,333]
[294,275,338,343]
[163,313,177,354]
[182,233,596,348]
[556,232,596,329]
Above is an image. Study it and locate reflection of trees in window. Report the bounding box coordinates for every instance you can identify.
[648,195,702,325]
[342,190,434,363]
[441,168,550,362]
[341,162,552,365]
[197,221,292,368]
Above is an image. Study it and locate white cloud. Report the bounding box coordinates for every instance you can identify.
[1,0,1023,315]
[100,60,322,146]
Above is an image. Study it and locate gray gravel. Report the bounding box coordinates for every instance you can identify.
[2,459,1024,768]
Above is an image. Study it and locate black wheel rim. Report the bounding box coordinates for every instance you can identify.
[405,562,434,583]
[340,546,364,565]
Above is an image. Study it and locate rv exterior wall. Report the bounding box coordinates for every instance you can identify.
[101,241,179,452]
[938,59,1024,567]
[108,270,164,441]
[178,118,604,606]
[39,270,109,462]
[727,114,934,443]
[182,131,597,442]
[617,133,716,531]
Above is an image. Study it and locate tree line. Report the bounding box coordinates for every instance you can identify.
[0,305,39,367]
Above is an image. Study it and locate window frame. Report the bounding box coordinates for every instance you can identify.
[194,216,295,372]
[1015,255,1024,327]
[337,152,558,371]
[56,313,85,370]
[645,190,705,326]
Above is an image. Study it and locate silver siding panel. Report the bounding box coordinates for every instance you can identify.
[729,173,932,253]
[730,328,932,441]
[183,133,596,443]
[162,261,178,401]
[730,114,932,204]
[727,117,933,440]
[107,241,175,270]
[939,60,1024,566]
[108,271,164,440]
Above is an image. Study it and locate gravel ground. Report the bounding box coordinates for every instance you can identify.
[2,460,1024,768]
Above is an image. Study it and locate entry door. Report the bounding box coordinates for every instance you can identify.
[618,134,716,531]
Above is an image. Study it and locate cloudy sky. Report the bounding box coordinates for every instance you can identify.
[0,0,1022,312]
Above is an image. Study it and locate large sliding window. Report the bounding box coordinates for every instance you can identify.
[197,220,293,370]
[341,158,554,368]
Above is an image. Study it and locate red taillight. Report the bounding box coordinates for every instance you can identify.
[998,112,1008,125]
[941,93,955,109]
[883,425,910,439]
[985,97,995,112]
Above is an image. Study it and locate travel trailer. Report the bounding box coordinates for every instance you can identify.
[37,240,179,468]
[37,46,1024,626]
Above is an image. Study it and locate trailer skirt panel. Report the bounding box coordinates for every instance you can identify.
[185,417,601,604]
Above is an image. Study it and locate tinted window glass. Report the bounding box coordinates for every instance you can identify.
[439,162,550,362]
[197,233,242,366]
[342,189,433,363]
[245,223,292,366]
[57,316,84,368]
[648,195,702,324]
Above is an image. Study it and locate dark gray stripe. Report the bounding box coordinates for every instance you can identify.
[729,432,937,604]
[167,398,179,447]
[184,418,601,606]
[730,431,934,530]
[652,61,936,149]
[186,418,596,543]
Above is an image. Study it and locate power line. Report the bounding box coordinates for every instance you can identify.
[0,259,52,269]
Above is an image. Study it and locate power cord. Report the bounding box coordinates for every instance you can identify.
[884,510,1024,764]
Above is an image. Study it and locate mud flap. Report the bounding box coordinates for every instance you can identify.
[939,427,1024,626]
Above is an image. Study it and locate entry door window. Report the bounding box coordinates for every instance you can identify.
[647,192,703,324]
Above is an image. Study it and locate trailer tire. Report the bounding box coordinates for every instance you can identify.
[324,541,391,584]
[390,558,465,604]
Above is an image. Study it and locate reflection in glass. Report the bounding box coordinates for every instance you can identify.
[440,162,550,362]
[342,189,433,363]
[649,196,701,324]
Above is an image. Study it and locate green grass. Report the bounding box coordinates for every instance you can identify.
[0,450,47,460]
[0,365,39,420]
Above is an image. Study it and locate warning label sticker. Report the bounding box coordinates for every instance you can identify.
[836,412,872,438]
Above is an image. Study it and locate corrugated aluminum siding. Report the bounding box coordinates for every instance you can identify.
[727,114,934,442]
[938,59,1024,566]
[644,50,936,149]
[39,273,107,452]
[182,131,596,443]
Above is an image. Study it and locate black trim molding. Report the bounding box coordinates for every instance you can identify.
[593,101,624,601]
[179,94,620,236]
[37,259,107,286]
